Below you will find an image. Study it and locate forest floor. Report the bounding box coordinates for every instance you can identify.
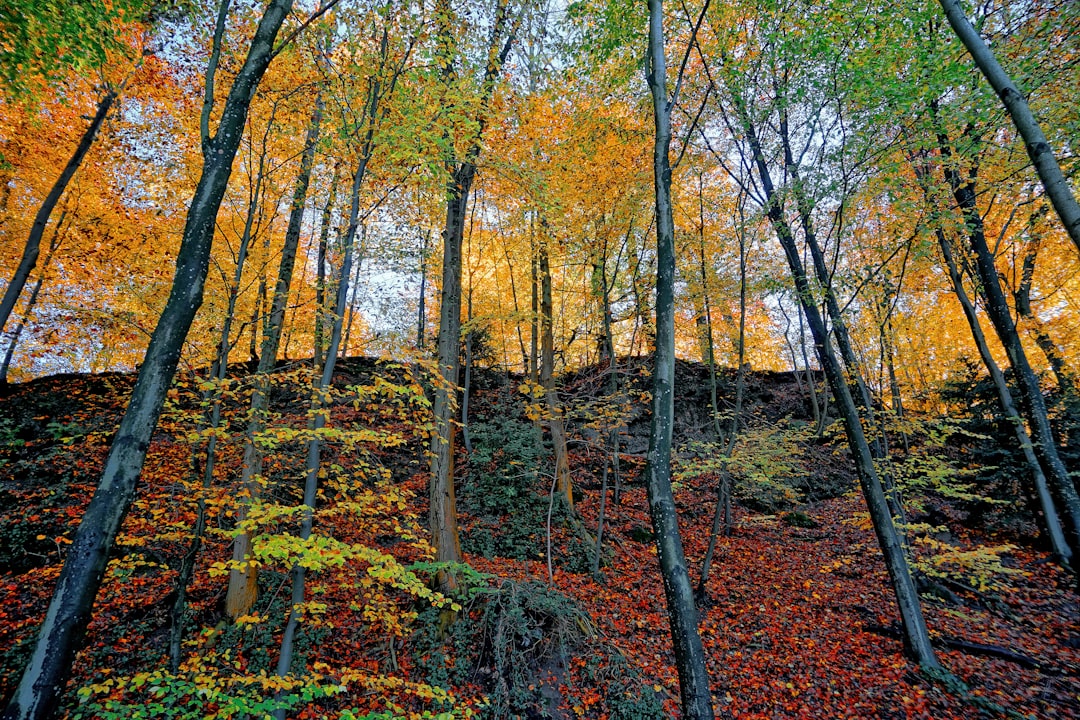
[0,359,1078,719]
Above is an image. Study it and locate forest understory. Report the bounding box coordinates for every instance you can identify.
[0,357,1077,719]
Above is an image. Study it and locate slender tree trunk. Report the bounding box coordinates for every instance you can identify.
[341,223,366,358]
[936,137,1080,576]
[645,3,715,716]
[0,4,293,717]
[0,92,114,346]
[697,178,722,441]
[698,207,748,597]
[225,96,323,619]
[1013,212,1077,399]
[417,229,428,348]
[539,229,573,509]
[461,272,474,454]
[529,228,539,384]
[937,0,1080,255]
[168,123,272,664]
[429,0,519,594]
[309,163,337,365]
[934,226,1071,562]
[0,210,68,384]
[272,197,358,720]
[735,90,939,668]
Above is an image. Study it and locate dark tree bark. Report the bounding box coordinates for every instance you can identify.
[936,225,1070,562]
[0,210,68,384]
[0,91,114,352]
[644,2,715,717]
[937,0,1080,255]
[0,3,294,717]
[429,0,519,594]
[936,133,1080,579]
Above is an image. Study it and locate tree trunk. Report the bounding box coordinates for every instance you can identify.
[1,3,293,717]
[0,91,114,348]
[225,96,323,619]
[341,223,366,358]
[937,0,1080,255]
[0,210,68,384]
[735,90,939,668]
[697,201,748,598]
[417,229,429,348]
[1013,211,1077,400]
[169,118,271,664]
[430,161,471,592]
[936,136,1080,577]
[645,3,716,717]
[539,228,573,509]
[935,225,1071,563]
[272,196,358,720]
[429,0,519,594]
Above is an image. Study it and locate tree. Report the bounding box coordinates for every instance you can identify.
[428,0,522,594]
[0,2,297,716]
[643,1,716,716]
[936,0,1080,256]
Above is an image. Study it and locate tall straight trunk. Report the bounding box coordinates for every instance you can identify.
[645,3,715,717]
[529,229,539,383]
[936,136,1080,576]
[734,90,938,668]
[0,3,293,717]
[225,97,323,618]
[0,210,68,384]
[937,0,1080,255]
[272,196,358,720]
[539,230,573,509]
[461,269,474,454]
[934,226,1071,562]
[696,177,722,440]
[430,161,471,591]
[0,91,114,347]
[429,0,519,593]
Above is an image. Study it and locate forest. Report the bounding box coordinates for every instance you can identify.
[0,0,1078,718]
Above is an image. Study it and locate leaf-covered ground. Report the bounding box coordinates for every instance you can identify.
[0,362,1078,718]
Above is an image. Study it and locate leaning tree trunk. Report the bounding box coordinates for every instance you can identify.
[0,3,294,718]
[937,0,1080,255]
[735,89,939,668]
[935,226,1071,562]
[937,138,1080,579]
[644,2,716,717]
[0,210,68,384]
[0,91,114,349]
